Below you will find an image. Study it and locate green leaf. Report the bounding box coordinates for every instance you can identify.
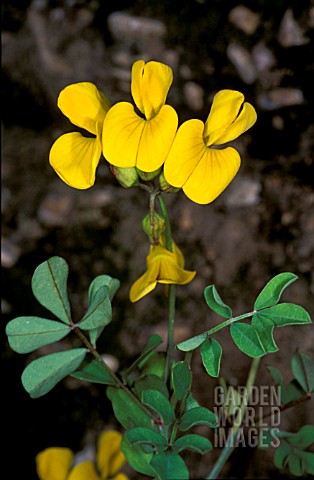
[121,434,155,476]
[6,316,70,353]
[291,351,314,393]
[286,425,314,450]
[31,256,71,324]
[150,452,189,480]
[142,389,175,426]
[171,361,192,400]
[288,454,303,476]
[134,374,169,399]
[178,406,218,431]
[125,427,168,451]
[21,348,87,398]
[257,303,311,327]
[106,386,152,429]
[281,379,306,405]
[274,443,290,469]
[185,394,200,411]
[173,434,212,454]
[177,333,207,352]
[125,334,163,374]
[79,286,112,330]
[141,352,166,379]
[204,285,232,318]
[230,323,266,358]
[71,359,115,385]
[252,315,278,353]
[254,272,298,310]
[88,274,120,302]
[299,451,314,475]
[200,337,222,377]
[266,365,284,387]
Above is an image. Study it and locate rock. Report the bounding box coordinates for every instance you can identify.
[257,88,304,110]
[251,42,276,72]
[38,187,75,226]
[183,81,204,111]
[278,9,309,47]
[107,11,166,55]
[228,5,260,35]
[1,237,21,268]
[224,176,261,208]
[227,43,257,84]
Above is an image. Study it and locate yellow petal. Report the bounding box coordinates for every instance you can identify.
[131,60,173,120]
[102,103,177,172]
[97,431,126,478]
[183,147,241,204]
[102,102,145,168]
[68,461,100,480]
[58,82,110,135]
[146,246,195,286]
[164,119,206,187]
[213,101,257,145]
[136,105,178,172]
[36,447,73,480]
[129,265,159,303]
[203,90,244,146]
[111,474,128,480]
[49,132,101,189]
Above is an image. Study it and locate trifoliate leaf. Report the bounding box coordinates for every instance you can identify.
[254,272,298,310]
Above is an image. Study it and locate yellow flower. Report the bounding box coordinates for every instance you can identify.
[164,89,257,204]
[49,82,111,189]
[102,60,178,172]
[36,431,127,480]
[130,241,196,302]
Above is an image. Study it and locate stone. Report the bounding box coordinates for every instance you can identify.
[251,42,276,72]
[1,237,21,268]
[228,5,260,35]
[278,9,309,47]
[183,81,204,111]
[257,88,304,110]
[224,176,261,208]
[227,43,257,84]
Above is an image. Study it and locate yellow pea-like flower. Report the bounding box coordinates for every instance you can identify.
[164,89,257,204]
[102,60,178,173]
[49,82,111,189]
[35,431,127,480]
[130,241,196,303]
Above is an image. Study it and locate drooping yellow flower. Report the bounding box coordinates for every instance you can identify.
[164,89,257,204]
[36,431,127,480]
[49,82,111,189]
[102,60,178,172]
[130,241,196,302]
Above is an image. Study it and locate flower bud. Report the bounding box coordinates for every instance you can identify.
[110,165,140,188]
[136,167,161,182]
[159,170,181,193]
[142,211,166,245]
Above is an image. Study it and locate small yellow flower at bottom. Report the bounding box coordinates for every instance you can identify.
[130,241,196,302]
[36,430,127,480]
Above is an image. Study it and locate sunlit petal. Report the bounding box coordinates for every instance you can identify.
[214,102,257,145]
[111,474,129,480]
[203,90,244,146]
[97,431,126,478]
[103,103,177,171]
[183,147,241,204]
[136,105,178,172]
[164,119,206,187]
[49,132,101,189]
[68,461,100,480]
[129,268,159,303]
[58,83,110,135]
[102,102,145,168]
[131,60,173,120]
[36,447,73,480]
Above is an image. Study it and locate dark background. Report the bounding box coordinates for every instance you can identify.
[2,0,314,478]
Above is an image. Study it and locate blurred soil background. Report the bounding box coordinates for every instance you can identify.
[1,0,314,478]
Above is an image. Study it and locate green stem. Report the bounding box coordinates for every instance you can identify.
[73,327,157,422]
[157,194,176,382]
[207,357,261,479]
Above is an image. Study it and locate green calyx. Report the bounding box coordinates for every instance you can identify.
[142,211,166,245]
[110,165,140,188]
[159,170,181,193]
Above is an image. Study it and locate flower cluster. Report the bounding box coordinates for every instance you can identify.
[36,430,127,480]
[50,59,256,205]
